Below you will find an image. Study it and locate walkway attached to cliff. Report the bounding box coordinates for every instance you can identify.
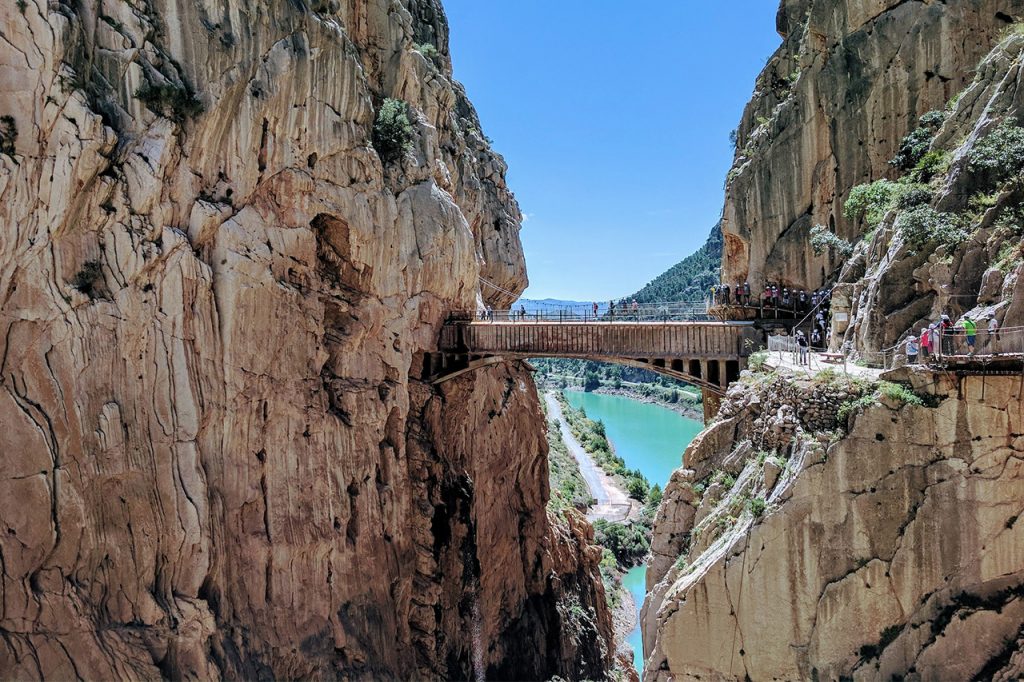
[430,315,763,401]
[544,392,633,523]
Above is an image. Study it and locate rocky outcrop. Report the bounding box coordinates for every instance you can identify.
[722,0,1024,291]
[0,0,610,679]
[643,370,1024,681]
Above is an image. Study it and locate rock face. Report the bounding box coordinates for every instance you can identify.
[644,371,1024,681]
[722,0,1024,291]
[0,0,610,679]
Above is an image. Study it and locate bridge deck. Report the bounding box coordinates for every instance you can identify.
[441,321,760,359]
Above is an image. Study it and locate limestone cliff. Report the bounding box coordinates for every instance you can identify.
[646,2,1024,679]
[0,0,611,679]
[722,0,1024,291]
[644,371,1024,681]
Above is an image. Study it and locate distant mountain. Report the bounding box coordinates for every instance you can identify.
[514,298,608,314]
[626,223,722,304]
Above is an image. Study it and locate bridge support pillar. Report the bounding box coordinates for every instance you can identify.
[701,388,722,423]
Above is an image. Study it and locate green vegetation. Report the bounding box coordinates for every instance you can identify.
[747,496,767,517]
[628,222,722,303]
[968,119,1024,187]
[895,184,933,209]
[0,115,16,156]
[592,518,651,566]
[547,417,595,514]
[413,42,440,62]
[889,110,945,171]
[71,260,104,298]
[372,98,415,164]
[837,380,924,422]
[837,393,877,422]
[877,380,924,407]
[533,359,700,407]
[894,205,968,251]
[748,350,768,373]
[844,179,901,227]
[809,224,853,258]
[558,394,653,502]
[136,82,204,120]
[910,149,950,183]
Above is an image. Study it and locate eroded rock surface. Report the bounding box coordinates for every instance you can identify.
[0,0,610,678]
[722,0,1024,291]
[644,372,1024,681]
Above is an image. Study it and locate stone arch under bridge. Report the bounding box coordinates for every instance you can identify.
[423,321,765,422]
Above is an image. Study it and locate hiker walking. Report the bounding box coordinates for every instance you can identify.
[631,298,639,319]
[592,301,598,320]
[811,328,822,349]
[919,326,931,362]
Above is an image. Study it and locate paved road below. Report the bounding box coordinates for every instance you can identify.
[544,392,633,523]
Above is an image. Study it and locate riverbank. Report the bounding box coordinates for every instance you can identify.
[536,376,703,421]
[544,392,636,522]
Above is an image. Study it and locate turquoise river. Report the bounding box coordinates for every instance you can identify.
[563,391,703,675]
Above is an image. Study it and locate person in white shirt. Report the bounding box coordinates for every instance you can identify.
[905,335,919,365]
[988,314,1000,355]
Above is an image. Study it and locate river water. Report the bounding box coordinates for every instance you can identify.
[564,391,703,675]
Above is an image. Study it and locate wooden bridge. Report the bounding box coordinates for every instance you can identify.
[425,320,765,421]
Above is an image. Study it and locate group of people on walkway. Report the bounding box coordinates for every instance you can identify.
[710,282,832,314]
[905,312,1001,363]
[711,282,752,306]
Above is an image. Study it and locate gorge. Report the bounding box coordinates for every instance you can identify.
[2,0,1024,681]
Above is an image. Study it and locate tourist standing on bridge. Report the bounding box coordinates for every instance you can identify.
[519,304,527,321]
[798,290,807,312]
[963,316,977,355]
[782,288,791,309]
[631,298,639,319]
[988,314,1000,354]
[919,326,931,361]
[592,301,598,320]
[743,282,751,306]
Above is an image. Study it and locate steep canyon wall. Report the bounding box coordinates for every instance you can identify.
[722,0,1024,291]
[0,0,611,679]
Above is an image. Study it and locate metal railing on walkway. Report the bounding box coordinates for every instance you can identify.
[463,302,714,324]
[767,327,1024,372]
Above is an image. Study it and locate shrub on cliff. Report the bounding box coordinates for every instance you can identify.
[809,224,853,258]
[895,205,968,251]
[373,98,415,164]
[889,110,945,171]
[968,119,1024,187]
[844,179,900,227]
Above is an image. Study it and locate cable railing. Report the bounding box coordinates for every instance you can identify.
[459,302,716,323]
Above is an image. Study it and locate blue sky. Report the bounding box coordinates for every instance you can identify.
[444,1,782,301]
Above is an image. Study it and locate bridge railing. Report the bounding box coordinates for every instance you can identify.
[456,303,714,323]
[768,327,1024,371]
